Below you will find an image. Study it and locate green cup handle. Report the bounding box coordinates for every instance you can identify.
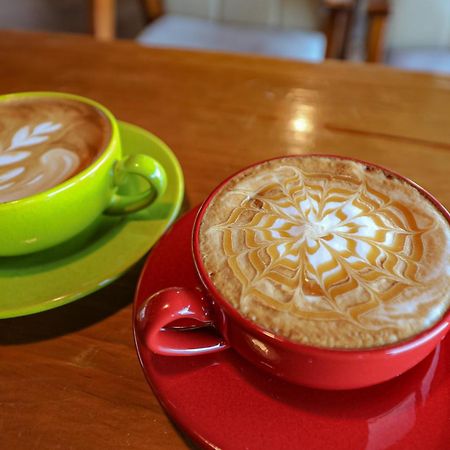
[105,154,167,215]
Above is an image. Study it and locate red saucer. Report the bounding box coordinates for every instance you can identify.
[133,208,450,450]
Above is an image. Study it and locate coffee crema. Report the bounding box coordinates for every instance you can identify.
[200,156,450,349]
[0,97,111,202]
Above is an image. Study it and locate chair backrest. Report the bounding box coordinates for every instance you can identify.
[387,0,450,49]
[163,0,322,31]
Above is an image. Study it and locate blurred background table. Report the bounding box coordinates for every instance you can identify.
[0,30,449,449]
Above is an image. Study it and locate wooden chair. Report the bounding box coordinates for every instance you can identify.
[92,0,357,61]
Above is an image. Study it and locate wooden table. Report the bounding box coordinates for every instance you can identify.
[0,30,449,450]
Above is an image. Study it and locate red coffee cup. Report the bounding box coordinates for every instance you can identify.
[136,155,450,390]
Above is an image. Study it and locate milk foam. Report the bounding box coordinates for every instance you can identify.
[200,157,450,348]
[0,123,80,202]
[0,98,110,202]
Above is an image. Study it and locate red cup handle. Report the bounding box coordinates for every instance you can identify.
[136,287,229,355]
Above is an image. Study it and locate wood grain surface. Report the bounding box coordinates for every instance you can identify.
[0,30,449,450]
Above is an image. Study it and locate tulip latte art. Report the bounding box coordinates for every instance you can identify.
[0,98,111,202]
[200,157,450,348]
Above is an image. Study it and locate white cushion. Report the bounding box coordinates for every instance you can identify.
[387,0,450,48]
[163,0,321,30]
[137,15,325,61]
[387,48,450,75]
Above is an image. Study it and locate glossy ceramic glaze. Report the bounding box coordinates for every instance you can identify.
[138,156,450,389]
[0,121,183,318]
[0,92,167,256]
[134,208,450,450]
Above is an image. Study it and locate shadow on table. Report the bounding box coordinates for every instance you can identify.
[0,261,143,345]
[0,194,192,345]
[169,418,198,450]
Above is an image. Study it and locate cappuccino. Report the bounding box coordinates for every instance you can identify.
[0,97,111,202]
[200,156,450,349]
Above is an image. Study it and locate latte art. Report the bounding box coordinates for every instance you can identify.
[0,122,80,201]
[0,98,111,202]
[200,157,450,349]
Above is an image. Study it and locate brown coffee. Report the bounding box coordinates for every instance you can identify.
[0,97,111,202]
[200,156,450,349]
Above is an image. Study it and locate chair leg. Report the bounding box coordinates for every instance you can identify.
[366,11,388,62]
[325,6,354,59]
[91,0,116,41]
[140,0,164,23]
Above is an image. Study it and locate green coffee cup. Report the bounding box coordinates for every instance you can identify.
[0,92,167,256]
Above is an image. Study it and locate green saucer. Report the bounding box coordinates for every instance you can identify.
[0,122,184,318]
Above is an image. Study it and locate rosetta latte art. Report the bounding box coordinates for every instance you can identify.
[210,165,433,330]
[0,122,80,202]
